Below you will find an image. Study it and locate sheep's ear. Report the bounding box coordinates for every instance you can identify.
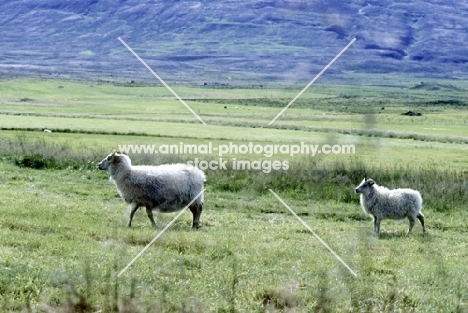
[108,151,117,161]
[368,179,375,186]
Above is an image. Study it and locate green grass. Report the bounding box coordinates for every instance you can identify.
[0,78,467,311]
[1,158,468,312]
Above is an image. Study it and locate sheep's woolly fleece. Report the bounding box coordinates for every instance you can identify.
[355,178,425,236]
[98,151,205,228]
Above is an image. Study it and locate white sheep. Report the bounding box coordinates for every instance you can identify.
[98,151,205,229]
[354,178,425,236]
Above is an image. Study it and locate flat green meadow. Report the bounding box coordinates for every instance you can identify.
[0,78,467,312]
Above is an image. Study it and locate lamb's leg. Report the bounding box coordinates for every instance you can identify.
[189,203,203,229]
[407,216,416,235]
[145,206,157,229]
[127,202,140,227]
[373,215,378,233]
[417,213,425,233]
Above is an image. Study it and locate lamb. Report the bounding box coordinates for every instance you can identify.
[98,151,205,229]
[354,178,425,236]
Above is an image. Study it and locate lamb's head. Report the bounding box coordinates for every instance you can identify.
[355,178,375,195]
[98,151,131,172]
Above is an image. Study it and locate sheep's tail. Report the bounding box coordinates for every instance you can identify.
[414,190,423,212]
[189,168,205,204]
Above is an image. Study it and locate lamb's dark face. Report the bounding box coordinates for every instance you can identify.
[355,178,375,194]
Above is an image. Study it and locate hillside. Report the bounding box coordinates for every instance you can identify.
[1,0,468,83]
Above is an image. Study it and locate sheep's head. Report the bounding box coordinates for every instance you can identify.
[354,178,375,194]
[98,151,130,171]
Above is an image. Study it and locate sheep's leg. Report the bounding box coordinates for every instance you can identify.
[145,206,158,229]
[127,203,140,227]
[417,213,425,233]
[373,215,378,233]
[407,216,416,235]
[374,217,381,236]
[189,203,203,229]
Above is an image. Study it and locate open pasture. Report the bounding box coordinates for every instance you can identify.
[0,78,467,311]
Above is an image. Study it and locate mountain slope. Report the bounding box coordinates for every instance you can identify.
[1,0,468,83]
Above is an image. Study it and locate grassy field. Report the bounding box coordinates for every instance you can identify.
[0,78,467,312]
